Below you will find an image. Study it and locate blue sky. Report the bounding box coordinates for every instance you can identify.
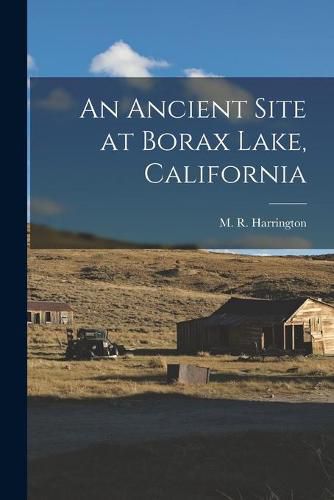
[28,0,334,78]
[28,1,334,255]
[210,249,332,256]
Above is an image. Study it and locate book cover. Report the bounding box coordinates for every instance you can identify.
[28,2,334,499]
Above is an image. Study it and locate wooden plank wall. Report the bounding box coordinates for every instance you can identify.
[177,320,264,354]
[28,310,73,325]
[287,299,334,355]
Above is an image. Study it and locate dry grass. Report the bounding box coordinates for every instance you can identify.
[28,249,334,338]
[28,326,334,401]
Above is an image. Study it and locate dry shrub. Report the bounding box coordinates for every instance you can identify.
[80,265,115,281]
[123,353,134,359]
[148,356,167,370]
[308,370,327,377]
[197,351,210,357]
[294,355,307,362]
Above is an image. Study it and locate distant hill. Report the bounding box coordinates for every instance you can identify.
[29,224,196,250]
[29,223,147,249]
[309,254,334,261]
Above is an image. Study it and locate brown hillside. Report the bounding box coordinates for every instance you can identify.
[28,249,334,343]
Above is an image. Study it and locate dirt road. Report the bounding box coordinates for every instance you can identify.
[28,396,334,460]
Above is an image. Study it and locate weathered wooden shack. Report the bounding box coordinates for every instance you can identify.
[27,301,73,325]
[177,297,334,356]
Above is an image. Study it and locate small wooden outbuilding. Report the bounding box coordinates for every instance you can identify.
[177,297,334,356]
[27,301,73,325]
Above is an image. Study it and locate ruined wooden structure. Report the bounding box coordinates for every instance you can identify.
[177,297,334,356]
[27,301,73,325]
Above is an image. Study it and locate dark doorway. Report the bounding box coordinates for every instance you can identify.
[294,325,304,349]
[34,313,40,324]
[220,331,230,347]
[274,325,284,348]
[263,327,274,348]
[285,326,293,350]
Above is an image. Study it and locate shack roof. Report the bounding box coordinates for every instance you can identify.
[211,297,308,322]
[177,297,334,329]
[27,301,73,312]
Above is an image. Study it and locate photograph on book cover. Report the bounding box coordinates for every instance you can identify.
[28,2,334,499]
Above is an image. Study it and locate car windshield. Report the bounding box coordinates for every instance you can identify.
[81,330,106,339]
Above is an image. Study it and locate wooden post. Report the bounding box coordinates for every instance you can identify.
[292,324,295,351]
[283,323,286,350]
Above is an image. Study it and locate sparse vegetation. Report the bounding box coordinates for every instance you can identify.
[28,249,334,334]
[27,326,334,401]
[27,248,334,402]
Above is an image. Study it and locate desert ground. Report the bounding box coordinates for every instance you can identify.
[28,248,334,499]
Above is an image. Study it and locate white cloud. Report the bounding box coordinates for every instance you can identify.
[90,41,169,77]
[225,235,312,249]
[207,249,271,256]
[36,89,74,111]
[183,69,255,120]
[184,68,220,78]
[27,54,36,92]
[27,54,36,71]
[31,198,64,216]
